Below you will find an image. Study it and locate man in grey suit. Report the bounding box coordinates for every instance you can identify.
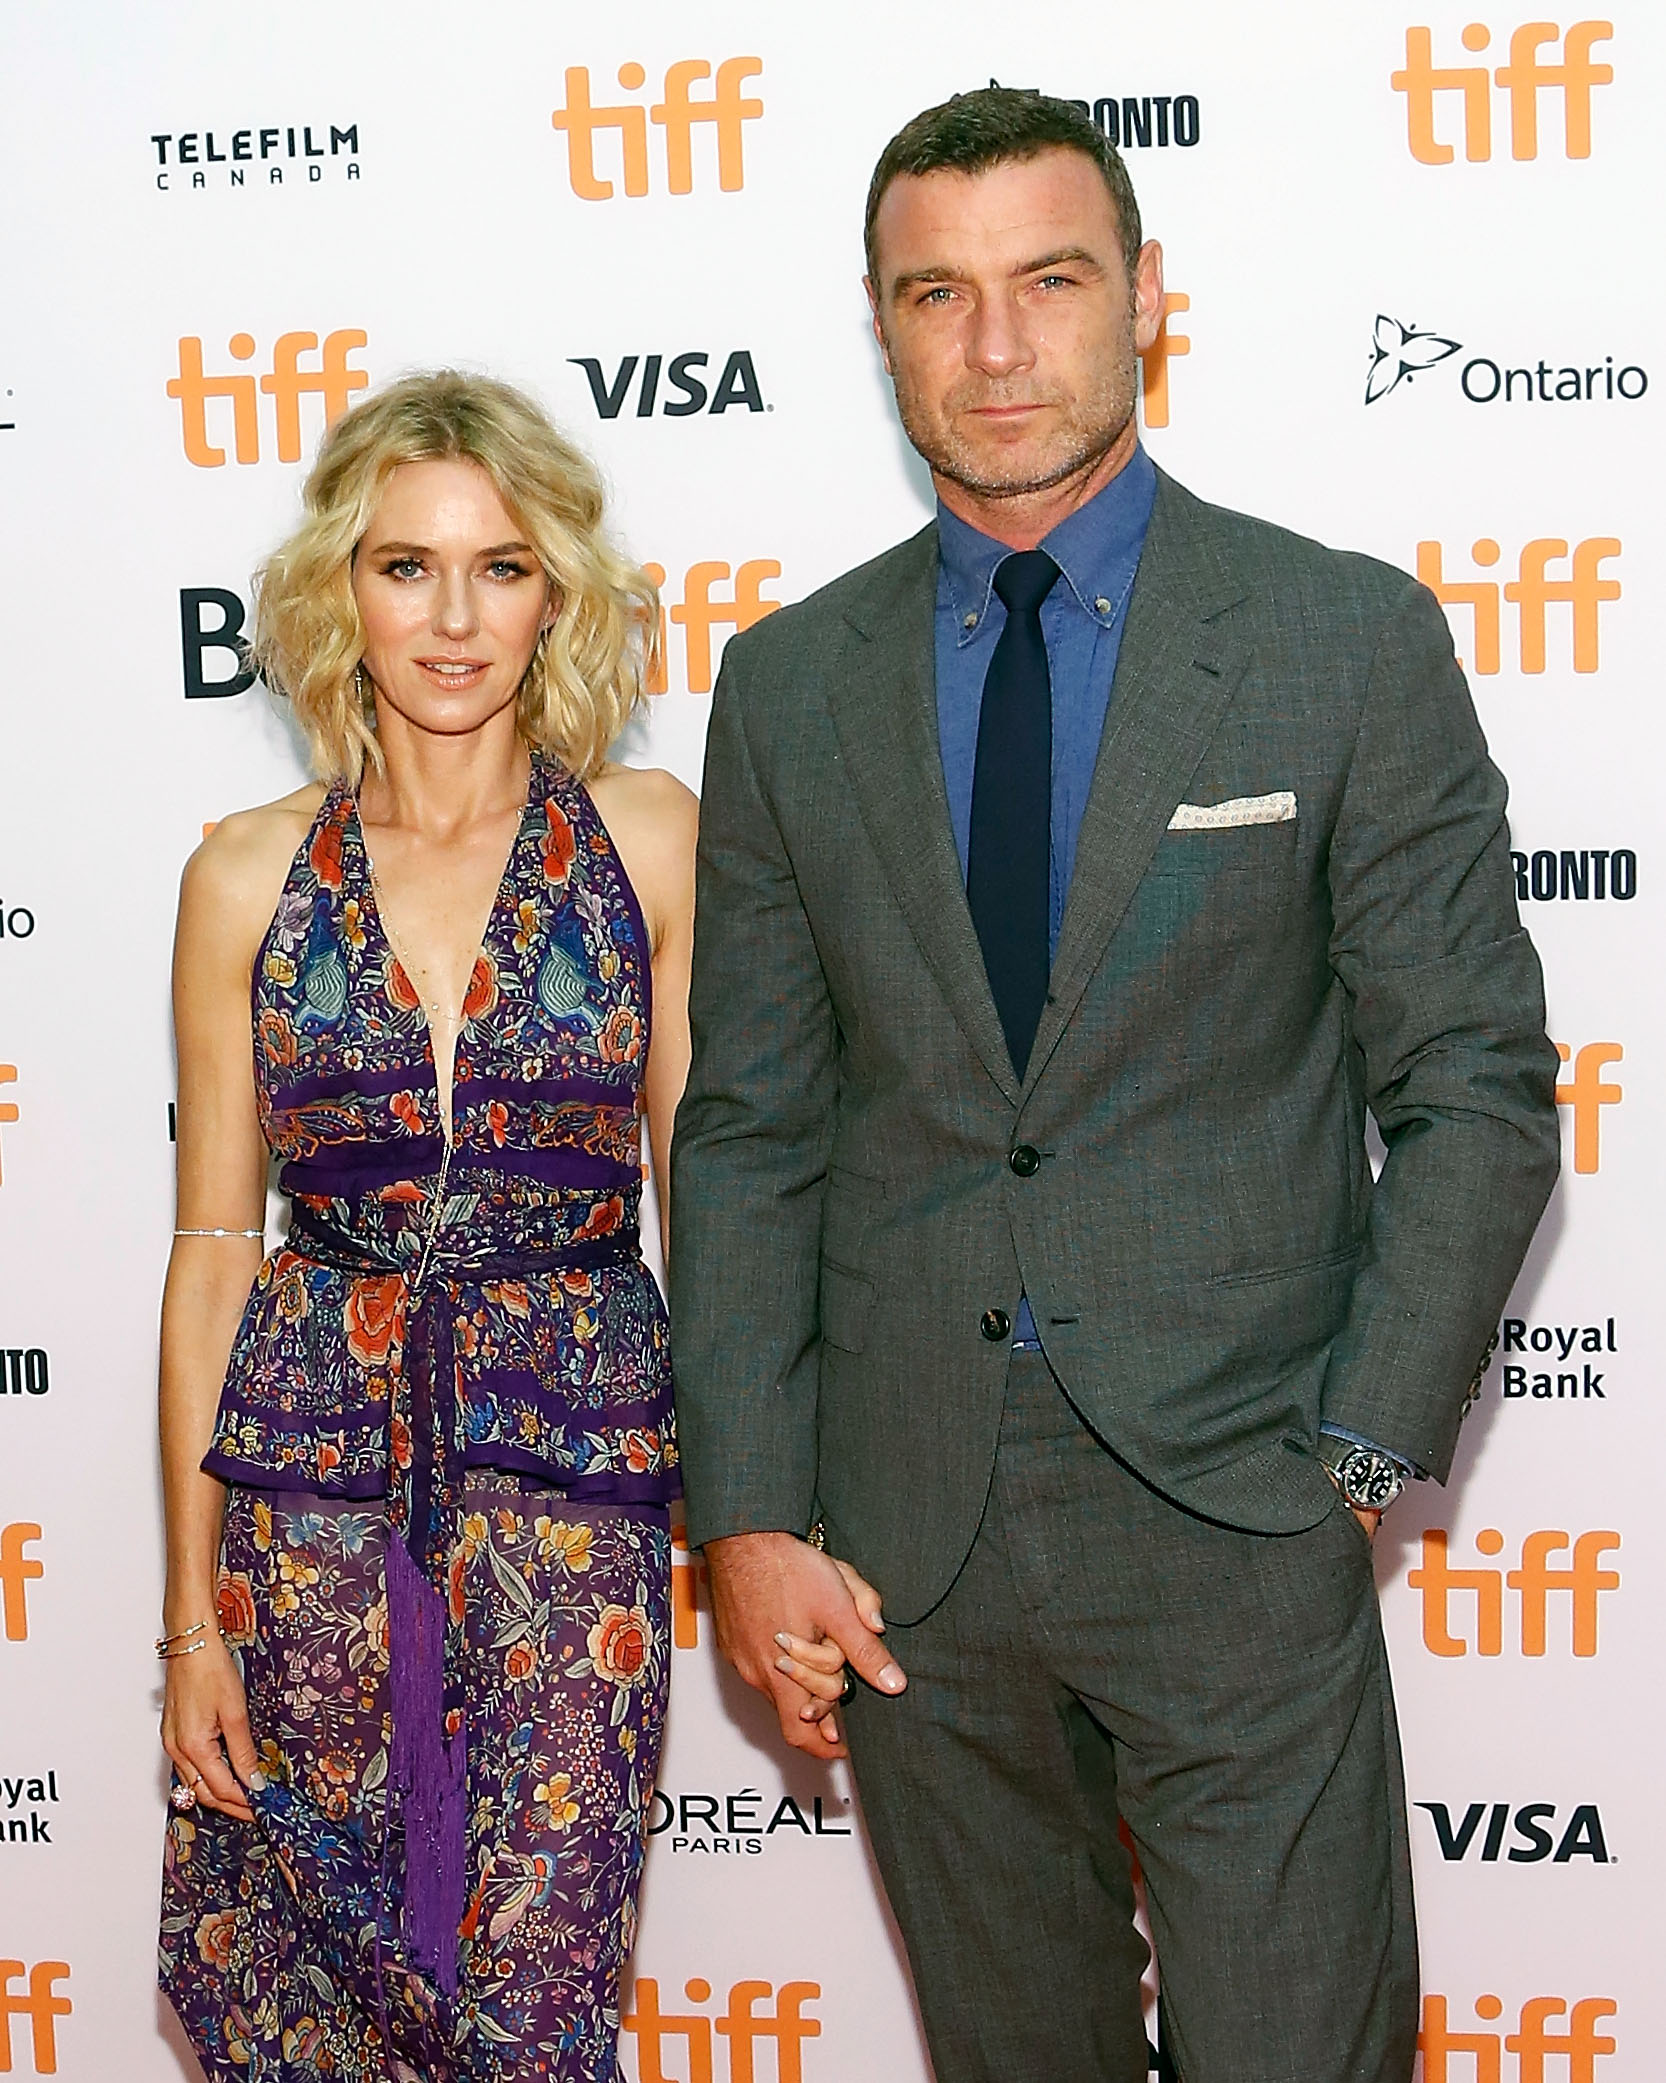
[670,89,1559,2083]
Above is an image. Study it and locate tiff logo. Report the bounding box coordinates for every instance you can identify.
[0,1528,42,1643]
[1408,1529,1619,1657]
[1555,1042,1622,1175]
[624,1979,819,2082]
[1416,537,1620,673]
[644,560,781,695]
[167,330,369,466]
[0,1962,71,2075]
[552,60,763,200]
[1393,23,1614,162]
[0,1066,15,1186]
[670,1510,704,1650]
[1419,1993,1615,2080]
[1138,292,1189,429]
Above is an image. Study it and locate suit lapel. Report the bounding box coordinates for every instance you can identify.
[1024,472,1253,1086]
[826,525,1020,1102]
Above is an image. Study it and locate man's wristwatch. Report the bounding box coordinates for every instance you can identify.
[1316,1433,1408,1514]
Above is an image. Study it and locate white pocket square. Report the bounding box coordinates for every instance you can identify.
[1167,791,1297,832]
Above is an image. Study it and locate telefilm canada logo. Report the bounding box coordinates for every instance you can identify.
[1366,315,1648,406]
[150,121,361,192]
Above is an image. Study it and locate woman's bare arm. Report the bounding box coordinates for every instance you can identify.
[588,765,697,1258]
[159,791,318,1817]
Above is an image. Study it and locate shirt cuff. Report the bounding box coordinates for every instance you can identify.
[1319,1423,1423,1480]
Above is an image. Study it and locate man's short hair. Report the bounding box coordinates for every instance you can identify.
[865,87,1143,288]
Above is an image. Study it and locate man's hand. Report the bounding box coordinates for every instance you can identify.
[1353,1506,1382,1540]
[704,1531,906,1759]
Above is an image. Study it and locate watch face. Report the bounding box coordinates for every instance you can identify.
[1343,1450,1404,1511]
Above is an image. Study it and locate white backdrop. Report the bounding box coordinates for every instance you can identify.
[1,3,1660,2076]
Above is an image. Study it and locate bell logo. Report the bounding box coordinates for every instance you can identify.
[670,1509,705,1650]
[1555,1043,1621,1174]
[167,330,370,466]
[1419,1994,1615,2080]
[0,1962,71,2075]
[0,1527,42,1643]
[551,60,763,200]
[1408,1529,1619,1657]
[1138,292,1189,429]
[1392,23,1614,163]
[624,1978,820,2082]
[1415,538,1620,673]
[0,1066,17,1186]
[644,561,782,696]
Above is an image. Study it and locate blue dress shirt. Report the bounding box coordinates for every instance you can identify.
[933,443,1157,952]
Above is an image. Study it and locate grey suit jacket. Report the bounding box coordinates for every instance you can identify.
[670,468,1560,1622]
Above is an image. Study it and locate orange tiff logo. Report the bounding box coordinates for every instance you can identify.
[1555,1042,1622,1174]
[1138,291,1189,429]
[670,1510,705,1650]
[624,1979,820,2083]
[552,60,763,200]
[1408,1529,1619,1656]
[644,561,781,695]
[1420,1993,1615,2080]
[0,1527,42,1642]
[1416,538,1620,673]
[167,330,370,466]
[0,1962,71,2076]
[1393,23,1614,162]
[0,1064,17,1186]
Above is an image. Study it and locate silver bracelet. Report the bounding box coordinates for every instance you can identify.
[174,1227,264,1239]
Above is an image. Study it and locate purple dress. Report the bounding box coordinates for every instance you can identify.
[160,752,678,2082]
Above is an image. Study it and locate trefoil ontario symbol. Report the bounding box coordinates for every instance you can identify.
[1365,314,1462,403]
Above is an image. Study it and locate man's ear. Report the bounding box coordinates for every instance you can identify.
[863,276,895,375]
[1130,240,1166,357]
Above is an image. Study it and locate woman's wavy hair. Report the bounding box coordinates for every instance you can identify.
[252,369,657,783]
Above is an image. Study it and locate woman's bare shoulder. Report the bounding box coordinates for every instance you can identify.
[180,783,329,927]
[588,762,697,844]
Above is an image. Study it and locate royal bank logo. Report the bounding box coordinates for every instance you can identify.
[551,60,763,199]
[1419,1994,1615,2078]
[1408,1528,1620,1656]
[0,1961,71,2075]
[1392,23,1615,162]
[1,1774,61,1849]
[569,350,766,419]
[1367,315,1647,406]
[1501,1315,1615,1402]
[1417,1799,1609,1863]
[150,122,361,192]
[167,330,370,466]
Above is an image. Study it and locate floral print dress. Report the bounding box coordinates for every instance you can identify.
[160,755,677,2082]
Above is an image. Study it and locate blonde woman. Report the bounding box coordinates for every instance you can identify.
[157,371,694,2081]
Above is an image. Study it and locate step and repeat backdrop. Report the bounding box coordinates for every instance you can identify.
[1,2,1660,2077]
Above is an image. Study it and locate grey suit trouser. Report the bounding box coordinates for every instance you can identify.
[841,1352,1418,2083]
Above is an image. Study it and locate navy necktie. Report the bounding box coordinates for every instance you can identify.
[967,550,1059,1080]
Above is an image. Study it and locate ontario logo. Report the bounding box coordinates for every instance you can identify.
[1365,315,1461,402]
[1367,315,1647,406]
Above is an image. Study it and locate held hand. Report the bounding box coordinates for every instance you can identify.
[704,1531,905,1761]
[161,1636,259,1821]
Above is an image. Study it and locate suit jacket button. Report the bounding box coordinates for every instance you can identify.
[980,1308,1011,1342]
[1009,1144,1040,1177]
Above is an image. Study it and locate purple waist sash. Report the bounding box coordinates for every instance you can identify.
[281,1202,641,1997]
